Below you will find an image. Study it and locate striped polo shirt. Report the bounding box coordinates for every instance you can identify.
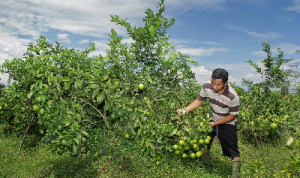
[198,81,240,125]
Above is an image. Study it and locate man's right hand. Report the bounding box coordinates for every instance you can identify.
[176,108,187,115]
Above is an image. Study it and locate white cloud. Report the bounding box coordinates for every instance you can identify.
[121,38,135,45]
[0,32,31,62]
[201,41,221,46]
[277,43,300,55]
[166,0,227,12]
[253,50,267,57]
[57,34,70,43]
[246,31,282,39]
[226,24,282,39]
[78,39,89,44]
[190,63,263,88]
[191,66,211,84]
[0,73,10,86]
[253,43,300,57]
[88,40,110,57]
[284,0,300,13]
[178,47,230,56]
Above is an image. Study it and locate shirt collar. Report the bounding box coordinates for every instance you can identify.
[220,83,229,95]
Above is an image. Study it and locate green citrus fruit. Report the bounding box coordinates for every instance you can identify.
[61,139,67,146]
[124,133,130,139]
[174,150,180,155]
[39,108,46,115]
[38,120,44,126]
[178,140,185,146]
[204,138,210,145]
[199,139,204,145]
[138,83,145,90]
[207,127,212,133]
[173,145,179,150]
[116,110,123,118]
[193,144,198,150]
[39,129,44,135]
[36,96,43,103]
[196,151,203,157]
[184,146,190,151]
[110,113,117,120]
[190,153,196,159]
[33,105,40,112]
[270,123,278,130]
[182,153,187,158]
[57,125,63,131]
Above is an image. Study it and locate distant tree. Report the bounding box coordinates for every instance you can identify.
[0,78,5,97]
[285,50,300,94]
[242,42,291,94]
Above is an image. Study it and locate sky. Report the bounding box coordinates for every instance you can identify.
[0,0,300,89]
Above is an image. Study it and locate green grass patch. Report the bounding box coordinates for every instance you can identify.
[0,126,298,178]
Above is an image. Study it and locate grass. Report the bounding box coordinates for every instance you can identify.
[0,125,298,178]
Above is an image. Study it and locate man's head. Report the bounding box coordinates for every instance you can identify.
[211,68,228,93]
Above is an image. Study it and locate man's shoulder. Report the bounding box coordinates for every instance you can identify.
[202,81,212,89]
[227,84,239,99]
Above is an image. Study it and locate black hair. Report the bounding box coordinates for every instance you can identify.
[212,68,228,83]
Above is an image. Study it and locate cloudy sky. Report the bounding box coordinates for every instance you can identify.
[1,0,300,88]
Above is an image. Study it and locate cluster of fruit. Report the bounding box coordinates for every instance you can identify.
[173,135,212,159]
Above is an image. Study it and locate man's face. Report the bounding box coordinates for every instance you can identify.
[211,77,227,93]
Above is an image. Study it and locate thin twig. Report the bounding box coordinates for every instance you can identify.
[17,116,35,153]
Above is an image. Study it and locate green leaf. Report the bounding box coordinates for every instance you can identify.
[64,81,71,90]
[97,93,104,103]
[61,77,70,82]
[75,79,82,89]
[61,98,67,105]
[66,110,74,115]
[56,85,61,93]
[102,74,108,81]
[170,128,177,136]
[80,130,89,137]
[92,89,100,99]
[247,166,256,170]
[286,137,294,147]
[88,84,99,89]
[183,126,190,132]
[27,90,35,99]
[73,138,80,145]
[34,80,39,90]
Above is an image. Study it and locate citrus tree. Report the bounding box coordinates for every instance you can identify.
[239,42,297,143]
[0,0,215,157]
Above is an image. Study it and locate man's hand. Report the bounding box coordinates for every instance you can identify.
[176,108,186,115]
[174,108,186,120]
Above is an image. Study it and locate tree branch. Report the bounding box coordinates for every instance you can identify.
[17,116,35,153]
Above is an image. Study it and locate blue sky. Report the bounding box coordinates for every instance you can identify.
[0,0,299,89]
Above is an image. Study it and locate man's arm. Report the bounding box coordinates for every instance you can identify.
[210,114,237,127]
[185,99,205,112]
[176,99,205,114]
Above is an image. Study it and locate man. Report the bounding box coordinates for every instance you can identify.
[176,68,241,178]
